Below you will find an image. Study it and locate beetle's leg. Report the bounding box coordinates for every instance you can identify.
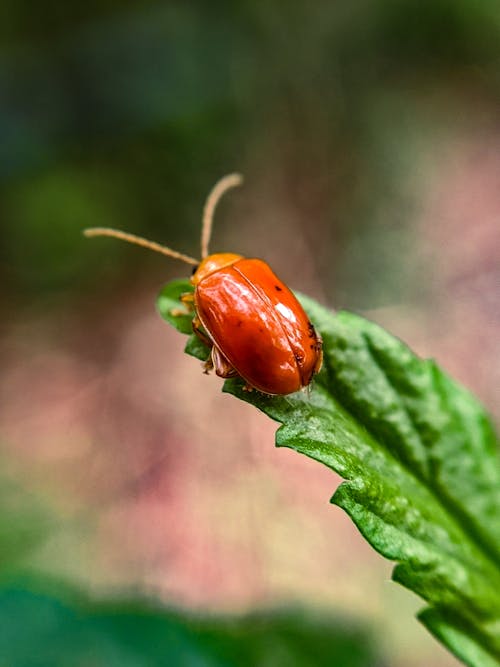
[202,355,213,374]
[192,316,213,348]
[211,344,253,388]
[190,316,215,374]
[211,345,239,379]
[181,292,195,307]
[170,292,195,317]
[313,333,323,375]
[301,331,323,388]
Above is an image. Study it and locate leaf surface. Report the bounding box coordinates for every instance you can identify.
[158,280,500,666]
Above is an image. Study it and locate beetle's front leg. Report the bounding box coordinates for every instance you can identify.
[170,291,196,317]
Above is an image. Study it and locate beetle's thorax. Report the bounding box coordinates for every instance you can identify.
[191,253,243,285]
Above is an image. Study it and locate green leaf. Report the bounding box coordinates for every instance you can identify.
[157,280,500,667]
[0,578,379,667]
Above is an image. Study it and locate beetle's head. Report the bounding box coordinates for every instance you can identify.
[191,253,243,285]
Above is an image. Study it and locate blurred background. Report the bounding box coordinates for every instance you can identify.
[1,1,499,665]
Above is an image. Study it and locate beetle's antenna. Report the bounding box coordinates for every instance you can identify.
[201,173,243,259]
[83,228,199,266]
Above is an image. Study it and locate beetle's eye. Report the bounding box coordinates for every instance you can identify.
[191,264,199,276]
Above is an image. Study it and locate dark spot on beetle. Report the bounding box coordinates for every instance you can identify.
[274,285,283,291]
[294,352,304,364]
[258,327,264,333]
[307,321,316,338]
[191,264,199,276]
[236,320,243,327]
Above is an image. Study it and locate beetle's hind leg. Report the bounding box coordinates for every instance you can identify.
[176,299,240,383]
[211,346,255,392]
[190,317,238,382]
[211,346,239,379]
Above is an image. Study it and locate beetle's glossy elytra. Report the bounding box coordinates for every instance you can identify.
[194,256,321,394]
[84,174,322,395]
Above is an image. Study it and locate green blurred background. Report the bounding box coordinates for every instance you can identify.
[1,1,499,665]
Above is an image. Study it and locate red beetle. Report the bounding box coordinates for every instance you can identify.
[84,174,322,395]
